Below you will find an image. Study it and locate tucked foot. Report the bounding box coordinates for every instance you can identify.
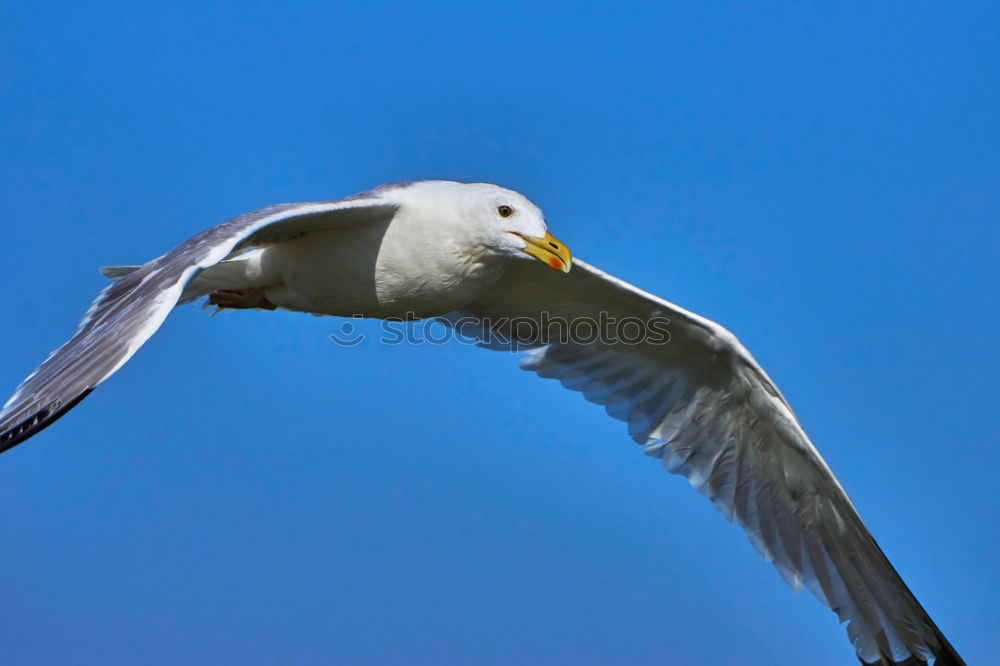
[208,288,277,310]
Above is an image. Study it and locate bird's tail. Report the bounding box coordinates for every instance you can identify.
[101,254,271,305]
[100,265,141,279]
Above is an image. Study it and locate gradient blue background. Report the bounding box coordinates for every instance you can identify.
[0,2,996,664]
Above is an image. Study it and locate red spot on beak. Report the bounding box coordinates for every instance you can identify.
[548,257,563,270]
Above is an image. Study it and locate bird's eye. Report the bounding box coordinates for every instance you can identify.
[497,205,514,218]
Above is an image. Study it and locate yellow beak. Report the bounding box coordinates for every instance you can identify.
[516,231,572,273]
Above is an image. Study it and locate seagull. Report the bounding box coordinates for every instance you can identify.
[0,180,963,665]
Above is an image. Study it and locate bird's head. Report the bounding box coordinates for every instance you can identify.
[453,182,573,273]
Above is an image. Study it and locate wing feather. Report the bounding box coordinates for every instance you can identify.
[0,198,397,453]
[440,258,962,665]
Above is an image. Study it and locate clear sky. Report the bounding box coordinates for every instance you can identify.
[0,2,996,664]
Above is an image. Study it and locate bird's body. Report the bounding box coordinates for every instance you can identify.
[0,180,964,665]
[257,216,500,318]
[191,182,524,318]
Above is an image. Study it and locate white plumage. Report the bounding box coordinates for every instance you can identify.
[0,180,962,665]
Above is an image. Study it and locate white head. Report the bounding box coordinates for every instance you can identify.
[384,180,572,273]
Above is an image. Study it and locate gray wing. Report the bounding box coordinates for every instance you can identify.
[0,198,397,453]
[439,259,963,666]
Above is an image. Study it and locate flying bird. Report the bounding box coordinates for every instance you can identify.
[0,180,963,665]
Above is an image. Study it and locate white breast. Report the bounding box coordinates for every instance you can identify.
[260,207,505,319]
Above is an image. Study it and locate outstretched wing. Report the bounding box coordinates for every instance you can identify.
[440,258,962,666]
[0,198,397,453]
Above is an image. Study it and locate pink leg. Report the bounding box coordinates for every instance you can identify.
[208,288,277,310]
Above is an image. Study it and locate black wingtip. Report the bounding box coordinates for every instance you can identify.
[0,388,94,455]
[930,640,966,666]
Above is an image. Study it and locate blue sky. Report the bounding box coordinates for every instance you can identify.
[0,2,996,664]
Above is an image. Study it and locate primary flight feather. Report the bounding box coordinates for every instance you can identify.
[0,180,963,665]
